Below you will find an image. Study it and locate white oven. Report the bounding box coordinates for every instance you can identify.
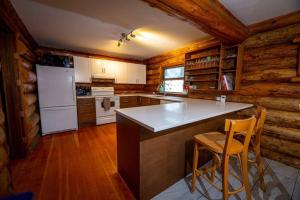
[92,87,119,125]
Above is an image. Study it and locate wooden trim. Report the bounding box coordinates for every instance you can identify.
[0,24,27,158]
[0,0,37,49]
[235,43,244,90]
[142,0,248,43]
[248,10,300,35]
[37,46,144,64]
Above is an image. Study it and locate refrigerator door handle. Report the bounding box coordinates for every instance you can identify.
[72,75,75,102]
[42,107,75,111]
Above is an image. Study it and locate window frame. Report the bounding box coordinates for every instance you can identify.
[163,65,185,94]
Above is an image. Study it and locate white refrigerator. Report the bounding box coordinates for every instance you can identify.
[37,65,78,135]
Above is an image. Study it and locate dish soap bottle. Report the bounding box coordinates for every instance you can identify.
[159,81,165,94]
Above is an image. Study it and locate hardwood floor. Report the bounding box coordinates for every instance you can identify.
[11,124,135,200]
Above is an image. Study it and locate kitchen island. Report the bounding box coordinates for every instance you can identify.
[115,96,252,200]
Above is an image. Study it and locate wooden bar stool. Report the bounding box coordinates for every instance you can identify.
[191,116,256,200]
[251,106,267,191]
[230,106,267,192]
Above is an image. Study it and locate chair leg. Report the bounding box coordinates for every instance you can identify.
[191,142,199,192]
[253,143,266,192]
[222,155,229,200]
[210,155,217,182]
[242,151,251,200]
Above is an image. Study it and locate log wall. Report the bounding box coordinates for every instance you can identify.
[145,23,300,168]
[0,87,11,197]
[145,37,220,92]
[15,34,40,151]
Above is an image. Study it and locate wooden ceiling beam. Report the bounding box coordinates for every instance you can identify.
[141,0,249,44]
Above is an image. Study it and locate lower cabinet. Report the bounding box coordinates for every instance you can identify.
[120,96,160,108]
[77,98,96,128]
[120,96,139,108]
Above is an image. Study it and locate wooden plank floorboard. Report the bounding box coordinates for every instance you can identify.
[11,123,135,200]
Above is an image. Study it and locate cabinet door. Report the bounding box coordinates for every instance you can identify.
[77,98,96,128]
[90,58,105,74]
[114,61,127,84]
[74,56,91,83]
[136,64,146,84]
[127,63,146,84]
[103,60,116,75]
[126,63,138,84]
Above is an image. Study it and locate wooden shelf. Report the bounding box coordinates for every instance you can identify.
[222,69,236,73]
[186,72,219,76]
[223,55,237,60]
[185,66,219,71]
[186,53,220,61]
[186,79,218,82]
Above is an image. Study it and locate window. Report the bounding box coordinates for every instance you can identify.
[163,66,184,93]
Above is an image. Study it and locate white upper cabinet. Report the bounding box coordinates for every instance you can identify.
[75,57,145,84]
[90,58,105,74]
[90,59,115,77]
[127,63,146,84]
[74,56,91,83]
[113,61,128,84]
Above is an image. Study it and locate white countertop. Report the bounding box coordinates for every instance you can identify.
[115,95,252,132]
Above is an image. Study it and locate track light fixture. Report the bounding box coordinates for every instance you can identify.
[117,31,136,47]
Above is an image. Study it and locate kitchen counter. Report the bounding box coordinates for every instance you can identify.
[76,95,94,99]
[115,94,252,132]
[116,94,253,200]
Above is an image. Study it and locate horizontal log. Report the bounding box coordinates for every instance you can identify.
[20,66,37,83]
[238,108,300,129]
[24,112,39,132]
[0,127,6,145]
[242,68,296,81]
[24,104,36,118]
[261,134,300,158]
[267,110,300,129]
[18,58,32,70]
[22,94,37,107]
[244,23,300,48]
[16,38,29,55]
[261,147,300,169]
[243,56,297,72]
[244,43,298,62]
[264,124,300,143]
[248,11,300,35]
[22,83,36,94]
[26,124,39,146]
[238,82,300,98]
[228,96,300,112]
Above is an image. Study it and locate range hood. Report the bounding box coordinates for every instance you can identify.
[92,74,115,83]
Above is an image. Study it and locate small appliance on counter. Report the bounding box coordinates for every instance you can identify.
[76,85,91,96]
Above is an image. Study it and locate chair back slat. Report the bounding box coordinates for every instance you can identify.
[223,116,256,156]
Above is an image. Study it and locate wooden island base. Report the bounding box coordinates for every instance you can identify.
[116,112,236,200]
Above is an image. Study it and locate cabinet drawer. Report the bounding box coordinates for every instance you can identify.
[77,98,96,128]
[120,96,138,108]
